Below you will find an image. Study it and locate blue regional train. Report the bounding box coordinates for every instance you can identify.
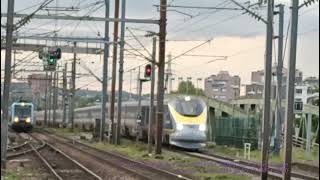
[10,101,34,132]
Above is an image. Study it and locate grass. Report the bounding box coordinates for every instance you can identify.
[2,169,33,180]
[49,128,255,179]
[92,139,198,164]
[45,127,84,138]
[195,173,251,180]
[206,144,319,165]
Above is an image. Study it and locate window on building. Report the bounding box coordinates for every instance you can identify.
[221,88,226,92]
[213,88,219,92]
[296,89,303,94]
[294,101,303,111]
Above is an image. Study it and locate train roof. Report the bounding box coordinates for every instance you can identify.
[43,96,203,113]
[74,99,171,112]
[12,102,33,105]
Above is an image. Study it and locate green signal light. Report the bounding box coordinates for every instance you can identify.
[48,58,56,65]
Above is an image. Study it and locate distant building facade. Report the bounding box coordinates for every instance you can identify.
[27,74,50,95]
[304,77,319,87]
[295,85,310,104]
[251,66,303,85]
[245,66,303,99]
[205,71,240,102]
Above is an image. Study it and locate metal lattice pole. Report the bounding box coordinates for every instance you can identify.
[261,0,274,179]
[115,0,127,145]
[155,0,167,155]
[1,0,15,169]
[283,0,299,179]
[100,0,110,142]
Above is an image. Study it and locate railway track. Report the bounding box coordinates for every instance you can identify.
[37,131,192,180]
[28,133,103,180]
[37,130,318,180]
[180,151,319,180]
[7,133,46,159]
[6,132,101,179]
[122,135,318,180]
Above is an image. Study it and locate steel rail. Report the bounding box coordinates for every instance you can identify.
[40,132,192,180]
[45,143,103,180]
[7,142,28,151]
[7,143,46,159]
[200,152,319,180]
[28,143,63,180]
[182,152,318,180]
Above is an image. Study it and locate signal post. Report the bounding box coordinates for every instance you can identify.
[136,64,153,143]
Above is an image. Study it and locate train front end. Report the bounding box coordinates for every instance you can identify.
[168,96,207,150]
[11,102,34,132]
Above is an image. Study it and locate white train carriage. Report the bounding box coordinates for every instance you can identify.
[35,96,208,150]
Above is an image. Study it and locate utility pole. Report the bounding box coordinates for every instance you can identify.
[261,0,274,179]
[197,78,202,95]
[48,72,53,126]
[1,0,15,169]
[274,4,284,156]
[69,42,77,131]
[155,0,167,155]
[148,37,157,154]
[52,71,58,127]
[62,63,67,127]
[13,50,17,79]
[167,54,172,93]
[100,0,110,142]
[137,66,141,96]
[109,0,120,144]
[129,69,133,99]
[187,77,192,94]
[306,113,312,154]
[283,0,299,179]
[136,79,143,143]
[115,0,127,145]
[44,72,49,126]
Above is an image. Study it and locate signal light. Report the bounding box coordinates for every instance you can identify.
[56,48,61,59]
[48,58,56,66]
[145,64,152,78]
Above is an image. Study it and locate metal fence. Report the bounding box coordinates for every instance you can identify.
[209,115,262,149]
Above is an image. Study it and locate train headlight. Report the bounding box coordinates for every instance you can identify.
[14,117,19,123]
[26,117,31,123]
[176,123,184,131]
[199,124,206,131]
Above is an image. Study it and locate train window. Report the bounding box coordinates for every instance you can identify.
[174,99,204,116]
[126,106,136,119]
[164,106,173,129]
[14,105,32,118]
[144,107,150,124]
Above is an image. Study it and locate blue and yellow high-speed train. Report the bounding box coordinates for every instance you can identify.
[35,96,208,149]
[10,101,34,132]
[167,96,207,149]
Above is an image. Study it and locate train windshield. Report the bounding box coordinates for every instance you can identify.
[14,105,32,118]
[174,99,204,117]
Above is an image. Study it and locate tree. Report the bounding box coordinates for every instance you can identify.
[173,81,205,96]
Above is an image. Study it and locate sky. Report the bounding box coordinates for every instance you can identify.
[1,0,319,94]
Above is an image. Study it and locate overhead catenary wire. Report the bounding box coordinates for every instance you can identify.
[167,39,212,63]
[168,0,232,34]
[126,27,152,57]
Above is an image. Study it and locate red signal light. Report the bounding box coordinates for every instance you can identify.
[145,64,152,78]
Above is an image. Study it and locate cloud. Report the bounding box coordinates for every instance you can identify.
[1,0,319,92]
